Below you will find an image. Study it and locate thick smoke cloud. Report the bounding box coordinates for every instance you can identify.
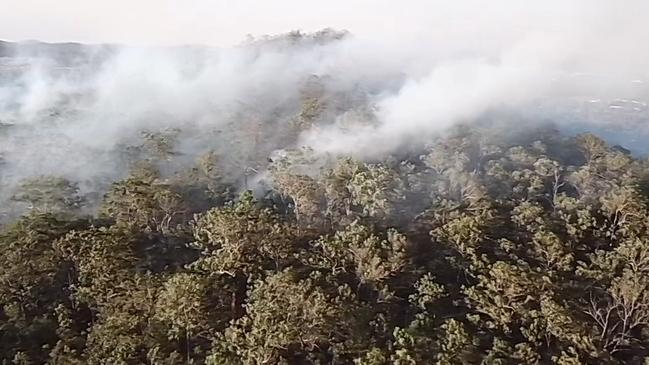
[1,0,649,217]
[301,2,649,155]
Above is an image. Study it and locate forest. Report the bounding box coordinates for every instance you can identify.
[1,27,649,365]
[3,112,649,364]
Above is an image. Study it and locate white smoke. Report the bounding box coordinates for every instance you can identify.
[300,2,649,156]
[1,0,649,216]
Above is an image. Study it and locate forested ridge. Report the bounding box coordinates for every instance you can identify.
[3,115,649,365]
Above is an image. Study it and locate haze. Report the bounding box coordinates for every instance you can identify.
[2,1,645,47]
[1,0,649,218]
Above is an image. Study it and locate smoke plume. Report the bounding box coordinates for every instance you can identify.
[1,0,649,217]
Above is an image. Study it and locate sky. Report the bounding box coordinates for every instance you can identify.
[3,0,431,46]
[2,0,636,47]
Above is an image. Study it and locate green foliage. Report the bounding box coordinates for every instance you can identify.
[207,270,362,364]
[409,273,446,311]
[191,191,298,275]
[101,174,185,234]
[12,176,84,214]
[308,222,408,286]
[4,126,649,364]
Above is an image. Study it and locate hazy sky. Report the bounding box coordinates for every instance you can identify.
[2,0,635,46]
[2,0,427,45]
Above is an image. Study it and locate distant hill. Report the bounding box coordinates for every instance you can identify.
[0,39,115,66]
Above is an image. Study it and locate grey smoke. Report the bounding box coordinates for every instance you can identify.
[1,0,649,217]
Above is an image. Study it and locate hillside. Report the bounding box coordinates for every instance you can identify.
[2,34,649,364]
[3,118,649,363]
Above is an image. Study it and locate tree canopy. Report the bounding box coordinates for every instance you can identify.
[3,125,649,364]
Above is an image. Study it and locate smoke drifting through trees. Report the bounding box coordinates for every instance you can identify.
[1,2,649,219]
[3,2,649,363]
